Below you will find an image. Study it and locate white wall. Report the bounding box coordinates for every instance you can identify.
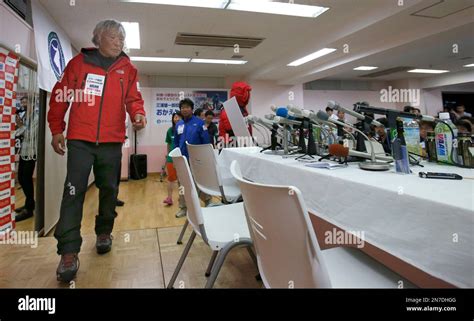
[0,2,36,62]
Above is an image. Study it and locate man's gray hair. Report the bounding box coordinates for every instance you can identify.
[92,19,126,46]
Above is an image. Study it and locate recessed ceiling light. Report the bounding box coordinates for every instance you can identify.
[226,0,329,18]
[121,22,140,49]
[130,56,191,62]
[354,66,378,71]
[190,58,247,64]
[463,63,474,67]
[407,69,449,74]
[288,48,336,67]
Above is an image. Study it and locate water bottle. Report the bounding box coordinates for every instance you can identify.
[392,118,411,174]
[435,112,458,164]
[402,117,421,162]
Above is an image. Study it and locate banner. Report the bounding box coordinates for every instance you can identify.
[153,89,228,125]
[31,1,73,92]
[0,47,19,239]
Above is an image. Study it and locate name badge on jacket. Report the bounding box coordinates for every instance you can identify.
[177,124,184,135]
[84,74,106,96]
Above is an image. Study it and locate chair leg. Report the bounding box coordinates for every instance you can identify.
[205,251,218,277]
[176,220,189,245]
[167,231,196,289]
[205,240,253,288]
[246,246,258,269]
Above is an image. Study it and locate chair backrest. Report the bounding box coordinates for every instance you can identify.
[186,142,222,196]
[169,148,206,239]
[230,160,331,288]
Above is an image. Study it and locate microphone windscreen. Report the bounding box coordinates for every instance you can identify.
[276,107,289,118]
[316,110,329,121]
[328,144,349,157]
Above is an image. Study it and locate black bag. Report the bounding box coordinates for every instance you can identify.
[130,130,147,180]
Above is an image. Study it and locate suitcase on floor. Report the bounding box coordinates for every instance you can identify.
[130,154,147,180]
[130,130,147,180]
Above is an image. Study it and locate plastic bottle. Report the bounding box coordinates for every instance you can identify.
[392,118,410,174]
[435,112,458,164]
[402,117,421,161]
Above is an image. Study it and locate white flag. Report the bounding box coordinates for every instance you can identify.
[31,1,73,92]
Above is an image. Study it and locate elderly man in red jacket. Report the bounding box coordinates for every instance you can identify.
[47,19,146,283]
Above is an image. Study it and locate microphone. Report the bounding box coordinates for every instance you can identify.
[316,111,390,171]
[328,101,383,127]
[316,110,348,127]
[246,115,275,130]
[264,114,301,126]
[328,144,393,162]
[417,114,439,122]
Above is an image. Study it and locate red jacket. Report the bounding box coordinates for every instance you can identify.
[48,48,145,144]
[219,81,252,142]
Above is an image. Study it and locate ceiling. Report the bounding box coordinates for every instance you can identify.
[38,0,474,85]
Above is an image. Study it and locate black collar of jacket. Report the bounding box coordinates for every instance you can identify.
[81,47,129,70]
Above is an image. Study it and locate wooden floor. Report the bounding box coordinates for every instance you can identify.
[3,174,261,288]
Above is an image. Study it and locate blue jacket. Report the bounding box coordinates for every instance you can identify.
[174,115,210,158]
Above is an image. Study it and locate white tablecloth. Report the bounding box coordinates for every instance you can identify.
[218,147,474,288]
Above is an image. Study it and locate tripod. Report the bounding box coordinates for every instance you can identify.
[295,120,317,160]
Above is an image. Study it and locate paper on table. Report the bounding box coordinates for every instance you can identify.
[305,162,348,169]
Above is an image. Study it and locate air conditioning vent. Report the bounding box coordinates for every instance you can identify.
[175,33,264,49]
[411,0,474,19]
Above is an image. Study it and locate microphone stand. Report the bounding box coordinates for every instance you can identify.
[354,128,390,171]
[295,120,317,160]
[260,123,282,153]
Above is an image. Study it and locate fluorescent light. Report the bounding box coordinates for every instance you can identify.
[121,0,329,18]
[121,22,140,49]
[354,66,378,71]
[288,48,336,67]
[191,58,247,65]
[227,0,329,18]
[122,0,228,8]
[408,69,449,74]
[130,56,191,62]
[463,63,474,67]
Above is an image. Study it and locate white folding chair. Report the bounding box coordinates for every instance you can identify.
[230,160,415,288]
[167,148,257,289]
[186,142,241,204]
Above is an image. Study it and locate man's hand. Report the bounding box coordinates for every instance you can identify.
[51,134,66,156]
[133,114,147,131]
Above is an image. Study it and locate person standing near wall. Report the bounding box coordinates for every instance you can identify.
[163,112,181,206]
[174,98,211,218]
[14,96,38,222]
[47,20,146,283]
[204,110,218,146]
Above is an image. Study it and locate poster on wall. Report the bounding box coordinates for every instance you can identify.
[31,0,73,92]
[153,89,228,125]
[0,47,20,238]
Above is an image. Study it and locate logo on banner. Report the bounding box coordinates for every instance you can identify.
[0,62,4,72]
[48,32,65,80]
